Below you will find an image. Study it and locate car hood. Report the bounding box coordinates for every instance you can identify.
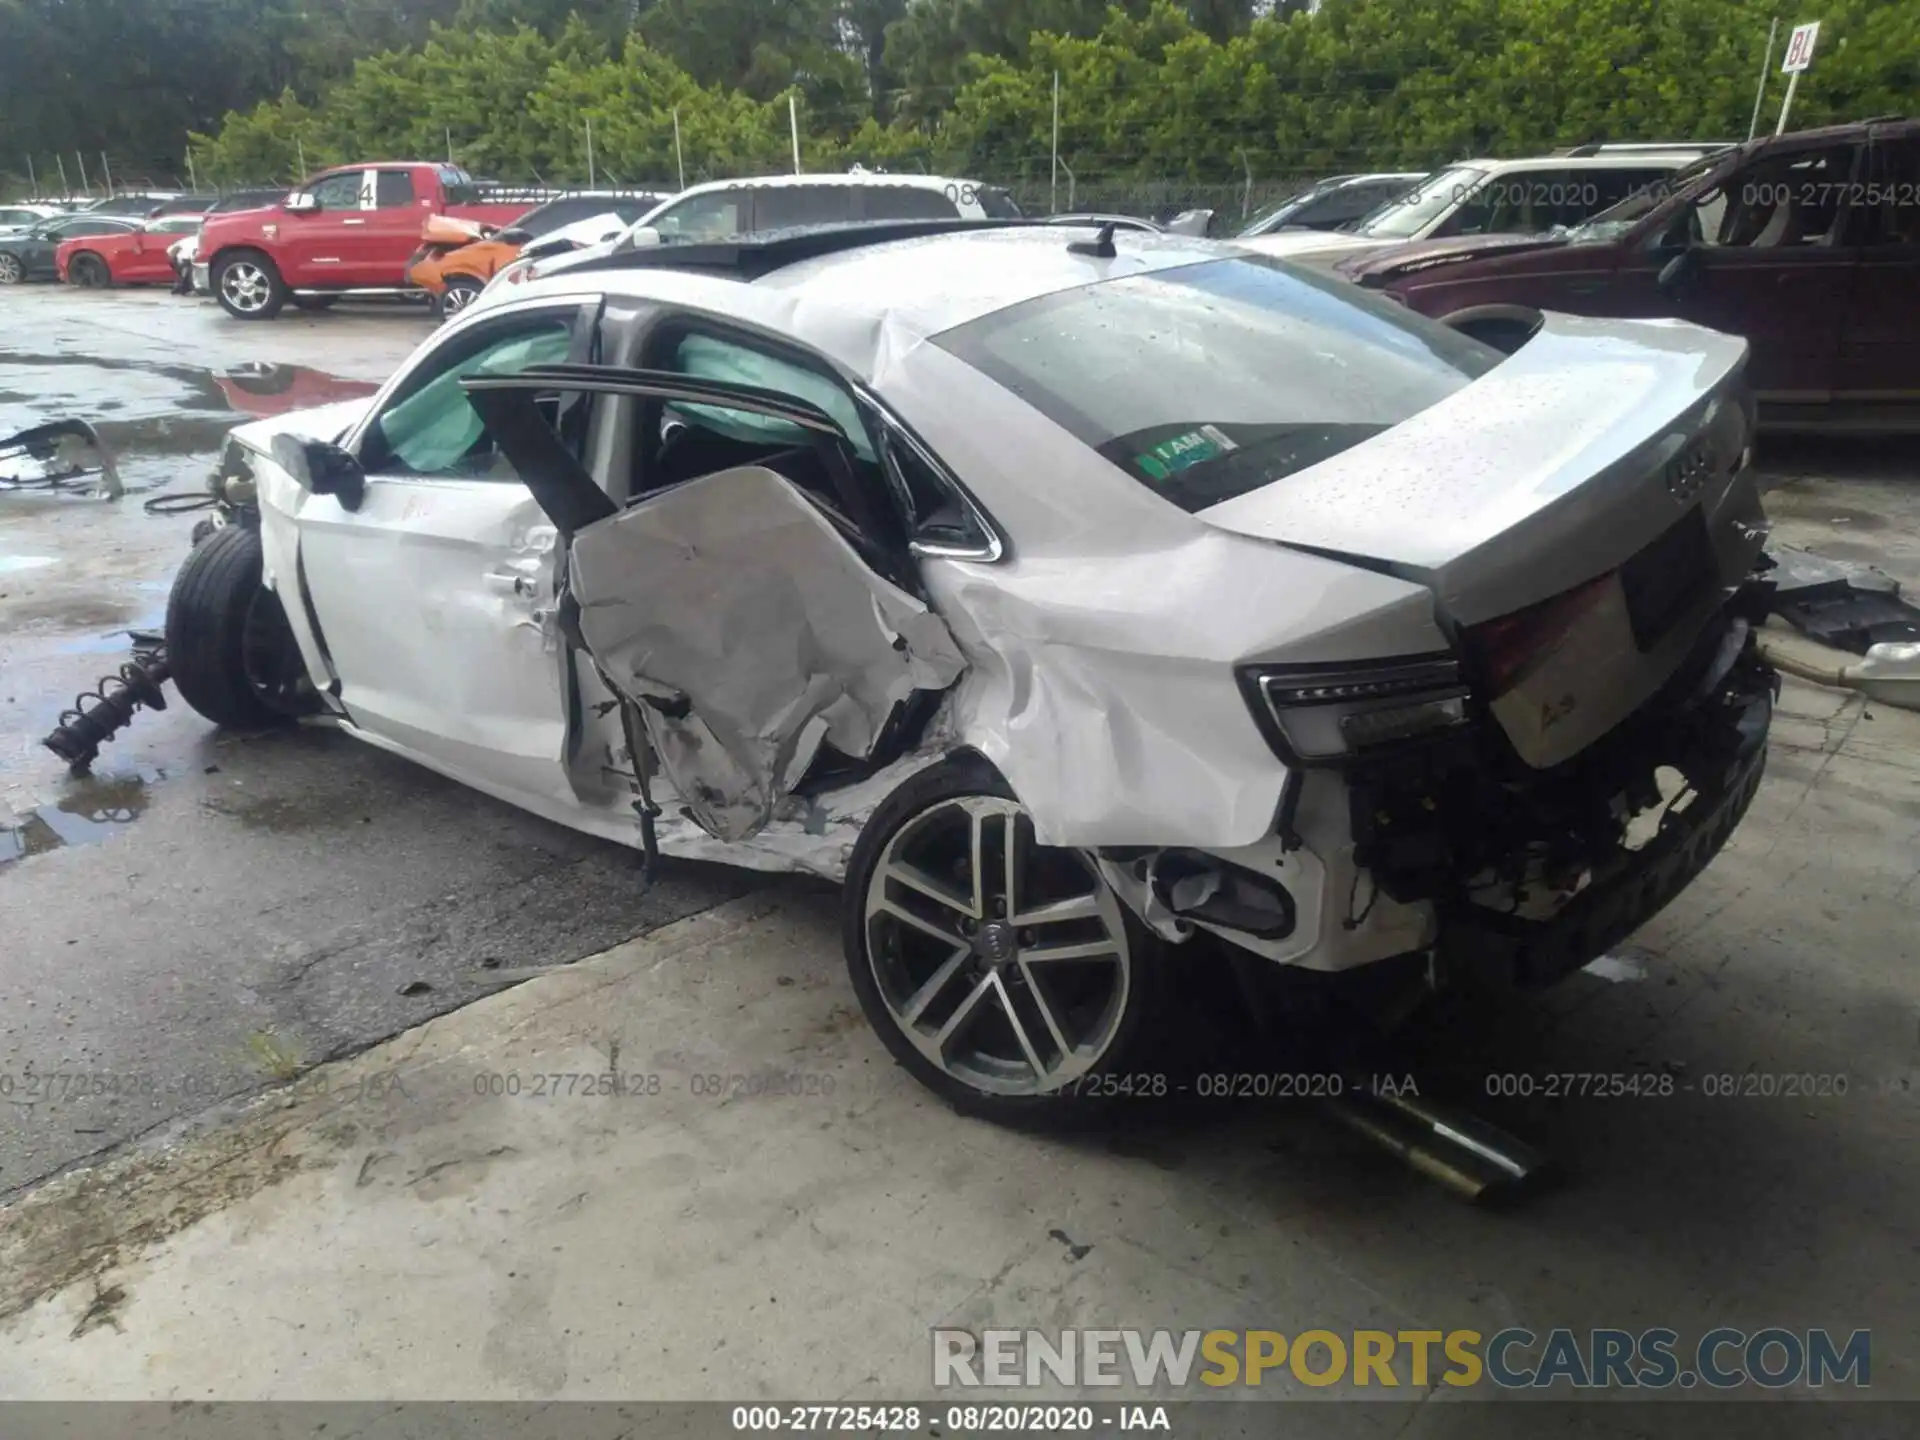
[1197,310,1753,626]
[1336,231,1571,283]
[1231,229,1394,271]
[230,397,375,453]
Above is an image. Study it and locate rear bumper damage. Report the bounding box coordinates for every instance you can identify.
[1435,647,1772,990]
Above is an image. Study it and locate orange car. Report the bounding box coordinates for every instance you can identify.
[405,191,667,317]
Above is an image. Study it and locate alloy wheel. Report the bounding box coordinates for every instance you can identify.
[220,262,271,314]
[0,253,22,285]
[862,795,1131,1097]
[442,282,480,315]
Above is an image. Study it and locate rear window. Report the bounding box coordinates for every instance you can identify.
[438,167,478,205]
[934,256,1496,513]
[754,185,858,229]
[976,186,1022,218]
[860,186,960,221]
[374,170,417,208]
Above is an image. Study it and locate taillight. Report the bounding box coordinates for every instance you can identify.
[1465,573,1613,696]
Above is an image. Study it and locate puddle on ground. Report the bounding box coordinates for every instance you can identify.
[0,766,161,867]
[1,359,377,470]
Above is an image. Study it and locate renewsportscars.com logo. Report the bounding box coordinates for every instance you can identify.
[931,1327,1871,1391]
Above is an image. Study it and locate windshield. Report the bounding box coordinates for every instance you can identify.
[1565,153,1726,240]
[1236,188,1310,237]
[1350,166,1486,239]
[934,255,1496,513]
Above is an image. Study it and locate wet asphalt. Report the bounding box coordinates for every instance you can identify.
[0,287,765,1197]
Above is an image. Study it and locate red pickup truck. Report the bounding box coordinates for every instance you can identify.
[191,162,537,319]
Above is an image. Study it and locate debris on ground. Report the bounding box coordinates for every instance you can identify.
[0,419,123,500]
[1765,546,1920,653]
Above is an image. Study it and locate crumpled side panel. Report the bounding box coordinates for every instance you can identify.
[568,464,966,842]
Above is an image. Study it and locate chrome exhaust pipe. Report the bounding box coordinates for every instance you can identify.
[1324,1086,1553,1204]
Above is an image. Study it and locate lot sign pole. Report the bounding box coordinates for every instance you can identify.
[1775,70,1802,135]
[75,151,89,196]
[585,117,596,186]
[296,139,307,182]
[1775,20,1820,136]
[101,152,114,195]
[672,108,686,191]
[1747,16,1778,141]
[55,154,68,197]
[25,155,36,195]
[186,150,197,192]
[789,95,801,175]
[1051,71,1060,213]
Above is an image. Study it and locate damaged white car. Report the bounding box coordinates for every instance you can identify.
[164,220,1776,1120]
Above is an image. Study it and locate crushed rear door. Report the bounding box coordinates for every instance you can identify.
[464,364,966,840]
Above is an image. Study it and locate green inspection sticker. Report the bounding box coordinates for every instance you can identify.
[1134,424,1238,482]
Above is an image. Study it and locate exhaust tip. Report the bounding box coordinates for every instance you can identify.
[1325,1087,1557,1206]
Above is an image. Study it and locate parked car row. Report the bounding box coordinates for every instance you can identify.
[1334,118,1920,435]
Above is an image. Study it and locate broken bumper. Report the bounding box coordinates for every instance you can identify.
[1435,666,1772,990]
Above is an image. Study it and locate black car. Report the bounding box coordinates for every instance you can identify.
[204,189,291,215]
[77,193,181,219]
[0,215,140,284]
[1238,172,1425,237]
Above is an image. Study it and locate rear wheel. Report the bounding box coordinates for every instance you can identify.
[0,251,22,285]
[164,525,309,728]
[843,753,1166,1124]
[69,252,111,287]
[213,250,287,320]
[436,274,485,319]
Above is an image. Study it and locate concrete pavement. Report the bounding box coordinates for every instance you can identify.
[1,287,763,1195]
[2,662,1917,1412]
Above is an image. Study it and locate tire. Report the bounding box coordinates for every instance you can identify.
[843,751,1167,1125]
[212,249,287,320]
[436,274,485,320]
[291,295,337,312]
[164,525,302,729]
[0,251,23,285]
[68,252,111,288]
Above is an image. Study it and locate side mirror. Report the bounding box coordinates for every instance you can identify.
[1656,246,1701,294]
[623,224,663,250]
[284,192,319,214]
[495,226,531,245]
[271,433,365,511]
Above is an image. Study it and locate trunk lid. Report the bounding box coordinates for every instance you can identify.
[1199,312,1766,767]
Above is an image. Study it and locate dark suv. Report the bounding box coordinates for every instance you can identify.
[1341,119,1920,433]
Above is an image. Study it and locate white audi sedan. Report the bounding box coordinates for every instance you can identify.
[165,219,1775,1121]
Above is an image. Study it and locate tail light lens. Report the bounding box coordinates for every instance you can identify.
[1240,655,1470,763]
[1465,572,1613,697]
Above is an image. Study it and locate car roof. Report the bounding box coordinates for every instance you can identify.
[521,223,1230,380]
[1327,171,1426,185]
[666,171,990,199]
[1453,152,1711,171]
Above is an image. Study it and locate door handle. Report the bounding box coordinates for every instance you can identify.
[342,218,366,226]
[485,571,537,597]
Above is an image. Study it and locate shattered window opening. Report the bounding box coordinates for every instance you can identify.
[362,317,584,480]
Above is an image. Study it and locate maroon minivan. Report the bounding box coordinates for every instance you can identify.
[1341,119,1920,433]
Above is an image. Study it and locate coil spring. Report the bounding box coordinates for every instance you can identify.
[42,648,173,774]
